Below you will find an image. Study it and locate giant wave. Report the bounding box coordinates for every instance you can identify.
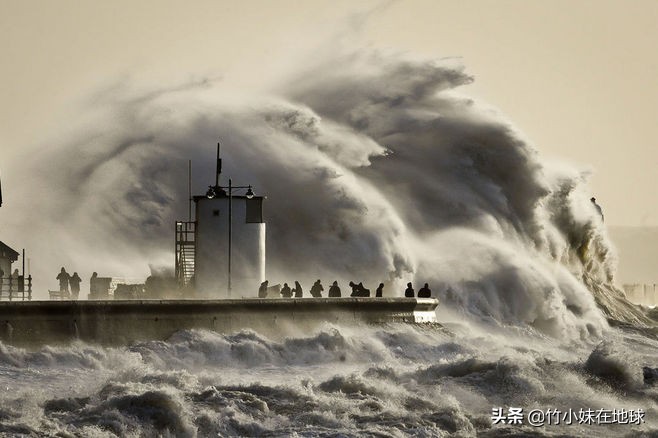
[1,49,656,436]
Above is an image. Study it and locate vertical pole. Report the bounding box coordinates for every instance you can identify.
[175,222,179,286]
[228,178,232,297]
[188,160,192,222]
[21,249,25,298]
[215,143,221,188]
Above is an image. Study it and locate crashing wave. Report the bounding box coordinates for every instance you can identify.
[5,50,651,338]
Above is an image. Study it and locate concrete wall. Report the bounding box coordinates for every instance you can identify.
[195,196,266,298]
[0,298,438,349]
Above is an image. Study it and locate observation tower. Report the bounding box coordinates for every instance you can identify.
[176,145,266,298]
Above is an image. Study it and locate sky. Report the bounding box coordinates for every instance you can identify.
[1,0,657,227]
[0,0,655,292]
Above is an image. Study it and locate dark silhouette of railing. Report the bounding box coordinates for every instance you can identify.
[0,275,32,301]
[175,221,196,288]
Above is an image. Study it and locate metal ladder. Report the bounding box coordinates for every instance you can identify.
[175,221,196,287]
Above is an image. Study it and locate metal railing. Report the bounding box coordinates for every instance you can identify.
[0,275,32,301]
[175,221,196,288]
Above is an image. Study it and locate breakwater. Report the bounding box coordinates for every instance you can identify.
[0,297,438,348]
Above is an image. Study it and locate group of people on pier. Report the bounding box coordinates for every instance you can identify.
[258,279,431,299]
[54,269,434,300]
[405,282,433,298]
[56,267,83,299]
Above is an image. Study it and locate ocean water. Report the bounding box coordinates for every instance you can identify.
[2,49,657,436]
[0,317,657,437]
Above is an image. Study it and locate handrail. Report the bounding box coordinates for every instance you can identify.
[0,275,33,301]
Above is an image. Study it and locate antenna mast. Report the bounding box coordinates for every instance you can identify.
[188,160,192,222]
[215,142,222,188]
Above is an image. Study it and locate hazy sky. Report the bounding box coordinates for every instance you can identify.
[1,0,657,226]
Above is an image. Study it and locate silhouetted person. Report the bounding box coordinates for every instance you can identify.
[328,281,341,297]
[591,197,604,222]
[310,279,324,298]
[376,283,384,297]
[294,281,303,298]
[90,272,98,296]
[69,272,82,300]
[349,281,370,297]
[10,269,19,292]
[418,283,431,298]
[281,282,292,298]
[57,267,70,294]
[405,282,414,297]
[258,280,269,298]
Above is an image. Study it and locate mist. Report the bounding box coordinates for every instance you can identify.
[0,49,637,340]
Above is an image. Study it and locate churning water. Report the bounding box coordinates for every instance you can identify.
[0,322,657,436]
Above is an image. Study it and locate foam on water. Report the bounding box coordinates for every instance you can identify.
[0,324,656,436]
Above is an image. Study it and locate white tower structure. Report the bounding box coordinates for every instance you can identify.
[195,190,265,298]
[176,144,266,298]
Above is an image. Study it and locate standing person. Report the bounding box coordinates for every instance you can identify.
[294,281,303,298]
[418,283,431,298]
[591,197,604,222]
[90,272,98,297]
[258,280,269,298]
[404,282,415,297]
[57,267,70,295]
[11,269,19,293]
[310,279,324,298]
[376,283,384,298]
[349,282,369,297]
[69,272,82,300]
[280,283,292,298]
[328,281,341,297]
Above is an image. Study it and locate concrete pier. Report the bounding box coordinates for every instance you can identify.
[0,298,439,348]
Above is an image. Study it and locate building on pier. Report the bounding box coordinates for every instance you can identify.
[176,145,266,298]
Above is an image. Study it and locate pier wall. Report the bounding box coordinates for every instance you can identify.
[0,298,438,348]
